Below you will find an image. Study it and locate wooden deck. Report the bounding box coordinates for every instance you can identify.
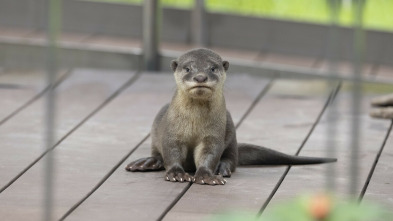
[0,66,392,220]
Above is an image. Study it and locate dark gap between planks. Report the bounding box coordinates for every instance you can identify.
[0,70,141,194]
[156,78,276,221]
[358,120,393,201]
[59,134,150,221]
[58,76,276,220]
[256,81,342,217]
[0,69,72,127]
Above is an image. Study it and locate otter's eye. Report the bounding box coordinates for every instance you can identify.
[211,67,217,72]
[184,67,190,73]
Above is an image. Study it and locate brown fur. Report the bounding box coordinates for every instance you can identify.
[125,48,336,185]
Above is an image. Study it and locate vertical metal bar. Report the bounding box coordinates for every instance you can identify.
[0,43,4,72]
[143,0,161,71]
[44,0,61,220]
[191,0,207,47]
[350,0,365,197]
[325,0,340,192]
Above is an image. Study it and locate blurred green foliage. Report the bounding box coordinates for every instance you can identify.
[208,194,392,221]
[342,83,393,94]
[91,0,393,32]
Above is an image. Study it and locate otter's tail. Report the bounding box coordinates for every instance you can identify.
[237,143,336,165]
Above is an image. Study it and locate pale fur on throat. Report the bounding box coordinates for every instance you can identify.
[170,89,225,116]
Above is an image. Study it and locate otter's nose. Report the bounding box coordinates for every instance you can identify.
[193,75,208,83]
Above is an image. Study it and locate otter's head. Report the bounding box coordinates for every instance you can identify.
[171,48,229,100]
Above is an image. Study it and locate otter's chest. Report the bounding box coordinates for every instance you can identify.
[169,108,226,143]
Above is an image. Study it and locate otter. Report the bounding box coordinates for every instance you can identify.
[125,48,336,185]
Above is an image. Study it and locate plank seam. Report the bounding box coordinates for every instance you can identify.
[59,133,150,221]
[256,81,342,217]
[157,77,276,221]
[0,69,72,126]
[156,182,193,221]
[235,79,275,129]
[358,119,393,201]
[0,70,142,194]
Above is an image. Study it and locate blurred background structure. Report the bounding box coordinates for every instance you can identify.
[1,0,393,73]
[0,0,392,220]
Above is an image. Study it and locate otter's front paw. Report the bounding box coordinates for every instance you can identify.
[193,167,226,185]
[215,161,232,177]
[125,157,164,172]
[165,166,192,183]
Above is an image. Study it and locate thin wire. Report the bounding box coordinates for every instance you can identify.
[44,0,61,220]
[325,0,341,192]
[349,0,366,197]
[257,82,341,217]
[60,132,149,221]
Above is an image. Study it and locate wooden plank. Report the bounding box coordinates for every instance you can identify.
[0,70,46,121]
[83,35,141,49]
[265,83,393,209]
[363,123,393,208]
[0,27,33,38]
[162,79,333,221]
[262,53,317,67]
[56,74,272,221]
[0,28,91,44]
[318,60,373,76]
[0,70,43,85]
[375,65,393,79]
[210,47,260,61]
[0,69,72,125]
[0,69,133,191]
[0,39,142,70]
[24,31,91,44]
[0,72,174,220]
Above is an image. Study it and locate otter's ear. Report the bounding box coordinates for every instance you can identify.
[222,61,229,71]
[171,60,178,72]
